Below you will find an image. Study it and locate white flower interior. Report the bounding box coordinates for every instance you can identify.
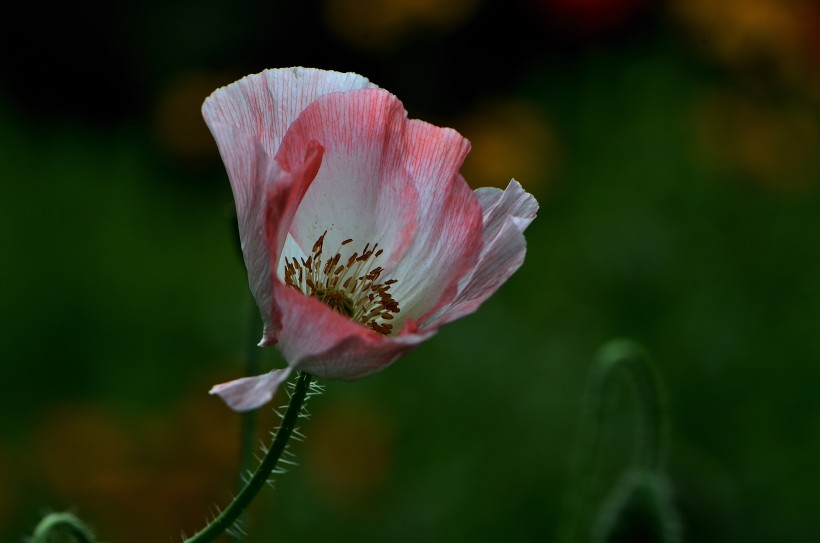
[282,231,400,335]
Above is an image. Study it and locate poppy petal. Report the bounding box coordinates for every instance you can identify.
[425,180,538,327]
[209,367,293,412]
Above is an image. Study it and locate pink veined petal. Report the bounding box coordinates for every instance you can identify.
[259,141,325,346]
[202,69,373,343]
[202,68,376,159]
[424,179,539,328]
[275,87,484,331]
[272,279,434,380]
[274,88,420,273]
[202,123,323,346]
[209,367,293,412]
[259,87,481,381]
[385,120,484,329]
[204,70,538,413]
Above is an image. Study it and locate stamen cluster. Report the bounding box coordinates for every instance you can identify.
[283,231,400,335]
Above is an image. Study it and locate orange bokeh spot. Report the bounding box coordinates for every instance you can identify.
[693,90,820,191]
[31,394,239,543]
[153,71,242,167]
[672,0,816,86]
[324,0,480,49]
[305,400,395,509]
[457,99,557,195]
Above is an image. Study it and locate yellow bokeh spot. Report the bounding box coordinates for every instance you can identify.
[693,90,820,190]
[672,0,813,84]
[153,72,242,166]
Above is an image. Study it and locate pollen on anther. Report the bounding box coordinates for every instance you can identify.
[283,232,401,335]
[312,231,327,253]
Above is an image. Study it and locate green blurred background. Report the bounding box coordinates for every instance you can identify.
[2,0,820,541]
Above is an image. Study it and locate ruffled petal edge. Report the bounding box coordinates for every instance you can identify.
[423,179,538,328]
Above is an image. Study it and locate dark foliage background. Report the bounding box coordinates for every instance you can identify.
[2,0,820,541]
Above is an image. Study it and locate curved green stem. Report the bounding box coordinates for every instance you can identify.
[184,371,312,543]
[32,512,96,543]
[560,338,666,543]
[590,339,664,471]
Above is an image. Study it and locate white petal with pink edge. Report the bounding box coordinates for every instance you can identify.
[274,88,420,275]
[202,68,376,158]
[273,87,484,332]
[424,179,538,328]
[203,69,539,412]
[384,120,484,329]
[202,122,282,338]
[273,281,434,380]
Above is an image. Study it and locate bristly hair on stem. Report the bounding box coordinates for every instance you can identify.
[183,371,318,543]
[29,373,320,543]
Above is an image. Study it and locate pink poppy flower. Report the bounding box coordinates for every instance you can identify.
[203,68,538,411]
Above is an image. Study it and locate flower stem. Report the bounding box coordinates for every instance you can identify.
[590,339,664,471]
[233,299,263,540]
[184,371,312,543]
[560,338,666,543]
[32,512,96,543]
[239,304,263,474]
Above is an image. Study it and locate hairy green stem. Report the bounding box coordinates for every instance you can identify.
[32,512,96,543]
[184,371,312,543]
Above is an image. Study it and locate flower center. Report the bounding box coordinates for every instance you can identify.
[283,231,400,335]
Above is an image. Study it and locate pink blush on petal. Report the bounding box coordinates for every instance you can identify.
[202,68,538,412]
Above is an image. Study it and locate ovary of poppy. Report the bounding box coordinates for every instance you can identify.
[202,68,538,411]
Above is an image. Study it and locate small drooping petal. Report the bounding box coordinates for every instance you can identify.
[424,179,538,328]
[209,368,293,412]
